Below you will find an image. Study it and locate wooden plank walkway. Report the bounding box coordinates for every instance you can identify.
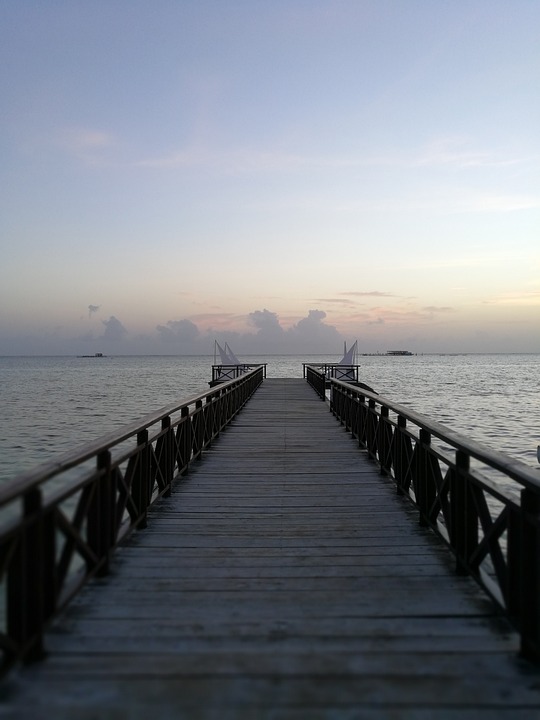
[2,379,540,718]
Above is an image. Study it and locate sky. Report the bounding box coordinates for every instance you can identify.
[1,0,539,356]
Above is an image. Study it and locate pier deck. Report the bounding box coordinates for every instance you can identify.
[2,379,540,717]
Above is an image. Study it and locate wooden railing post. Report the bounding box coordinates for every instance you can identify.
[378,406,392,475]
[518,488,540,661]
[7,487,55,663]
[394,415,408,494]
[132,429,150,529]
[357,394,367,449]
[450,450,477,575]
[88,450,115,576]
[177,406,192,474]
[193,400,204,459]
[415,429,431,527]
[350,394,359,441]
[343,388,352,431]
[366,399,378,460]
[329,381,336,416]
[204,395,214,447]
[160,416,175,496]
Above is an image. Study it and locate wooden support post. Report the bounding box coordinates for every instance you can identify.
[519,488,540,662]
[367,399,377,460]
[88,450,114,576]
[204,395,214,447]
[507,505,521,625]
[160,416,174,496]
[350,395,359,441]
[177,406,191,474]
[416,429,431,527]
[379,406,391,475]
[395,415,407,494]
[450,450,477,575]
[193,400,204,459]
[7,487,54,663]
[132,429,150,529]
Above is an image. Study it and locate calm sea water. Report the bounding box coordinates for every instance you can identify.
[0,354,539,483]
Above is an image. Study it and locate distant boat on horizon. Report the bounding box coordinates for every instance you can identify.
[210,341,251,386]
[77,352,105,358]
[386,350,414,356]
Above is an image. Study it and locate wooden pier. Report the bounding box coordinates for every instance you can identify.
[2,378,540,717]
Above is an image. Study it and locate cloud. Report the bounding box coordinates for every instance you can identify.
[133,143,416,176]
[151,308,344,355]
[414,137,491,169]
[313,298,357,306]
[156,319,200,344]
[295,308,324,327]
[249,308,284,335]
[189,312,242,328]
[247,309,343,350]
[75,331,96,342]
[62,128,113,150]
[287,309,342,352]
[101,316,127,342]
[56,127,116,166]
[460,194,540,213]
[413,136,530,170]
[485,291,540,306]
[341,291,396,298]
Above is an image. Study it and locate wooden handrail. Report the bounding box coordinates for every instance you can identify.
[305,365,540,661]
[0,366,265,670]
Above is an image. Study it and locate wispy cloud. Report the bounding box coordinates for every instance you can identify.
[187,312,246,329]
[313,297,357,306]
[414,137,491,169]
[133,133,535,177]
[412,136,531,170]
[56,127,116,165]
[422,306,454,313]
[135,146,312,173]
[61,128,114,149]
[485,291,540,306]
[340,291,397,298]
[457,194,540,213]
[338,304,456,329]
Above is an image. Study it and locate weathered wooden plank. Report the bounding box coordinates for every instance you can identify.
[49,614,514,639]
[2,378,539,718]
[44,633,517,655]
[17,645,529,675]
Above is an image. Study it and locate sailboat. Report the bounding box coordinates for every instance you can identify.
[332,340,358,381]
[214,340,235,366]
[324,341,377,394]
[210,341,248,386]
[225,342,241,365]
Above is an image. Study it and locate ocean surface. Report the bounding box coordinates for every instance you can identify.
[0,353,539,484]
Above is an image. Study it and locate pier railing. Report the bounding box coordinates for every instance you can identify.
[0,366,265,671]
[305,365,540,661]
[210,363,267,386]
[302,362,360,384]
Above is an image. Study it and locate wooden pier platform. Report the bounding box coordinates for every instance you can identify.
[2,379,540,718]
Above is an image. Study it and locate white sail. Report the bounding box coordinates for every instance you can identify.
[215,341,232,365]
[225,342,241,365]
[338,340,357,365]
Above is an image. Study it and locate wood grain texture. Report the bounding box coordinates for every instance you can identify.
[2,379,539,718]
